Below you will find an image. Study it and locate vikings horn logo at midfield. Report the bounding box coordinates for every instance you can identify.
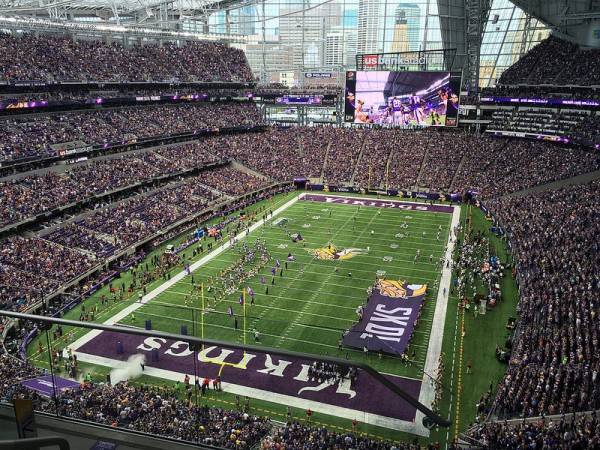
[377,279,427,298]
[306,243,369,260]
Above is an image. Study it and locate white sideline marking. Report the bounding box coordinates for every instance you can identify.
[75,350,423,434]
[414,204,461,435]
[72,194,300,351]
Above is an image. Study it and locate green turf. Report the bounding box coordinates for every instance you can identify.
[26,192,520,447]
[118,195,451,379]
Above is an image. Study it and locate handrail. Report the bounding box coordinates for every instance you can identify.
[0,436,70,450]
[0,310,451,428]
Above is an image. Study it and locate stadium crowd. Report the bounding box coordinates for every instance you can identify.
[498,35,600,86]
[353,129,397,189]
[467,413,600,449]
[0,236,97,286]
[570,113,600,144]
[484,107,600,146]
[200,166,271,196]
[323,128,366,184]
[0,236,99,318]
[0,33,255,83]
[2,127,599,232]
[480,84,600,101]
[0,350,432,449]
[0,353,272,446]
[383,132,426,190]
[209,127,598,194]
[450,137,600,198]
[0,146,224,228]
[486,181,600,419]
[202,128,326,182]
[0,101,263,162]
[44,170,247,253]
[418,131,470,192]
[263,422,421,450]
[0,162,273,316]
[476,35,600,147]
[210,127,463,192]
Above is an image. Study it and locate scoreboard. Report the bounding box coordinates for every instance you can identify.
[275,96,323,105]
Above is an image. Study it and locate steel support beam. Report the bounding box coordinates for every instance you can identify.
[464,0,492,91]
[519,11,534,58]
[437,0,467,73]
[1,310,452,428]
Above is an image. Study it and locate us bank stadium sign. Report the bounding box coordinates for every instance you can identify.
[57,146,93,157]
[363,55,429,66]
[358,51,447,70]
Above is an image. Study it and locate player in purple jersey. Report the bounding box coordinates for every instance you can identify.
[390,97,404,126]
[409,93,426,125]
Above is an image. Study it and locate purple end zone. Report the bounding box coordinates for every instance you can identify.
[301,193,454,214]
[21,376,81,396]
[78,332,421,422]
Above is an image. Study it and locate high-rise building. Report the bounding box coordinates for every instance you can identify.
[238,5,256,36]
[391,9,410,53]
[357,0,380,55]
[479,58,499,86]
[326,27,358,67]
[342,9,359,28]
[209,6,256,35]
[245,42,295,81]
[279,2,341,70]
[358,2,421,55]
[396,4,421,52]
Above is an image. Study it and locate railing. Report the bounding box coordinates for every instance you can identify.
[0,310,452,428]
[0,436,70,450]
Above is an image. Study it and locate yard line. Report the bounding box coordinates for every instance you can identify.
[130,310,344,340]
[72,194,302,352]
[273,206,369,347]
[161,289,361,311]
[143,295,358,328]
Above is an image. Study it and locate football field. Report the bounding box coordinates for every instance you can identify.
[46,192,460,436]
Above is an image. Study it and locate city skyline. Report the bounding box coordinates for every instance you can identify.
[207,0,549,87]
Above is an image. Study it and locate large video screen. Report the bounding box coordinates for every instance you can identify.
[344,71,460,126]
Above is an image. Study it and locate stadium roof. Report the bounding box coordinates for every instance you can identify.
[1,0,598,46]
[508,0,600,37]
[0,0,254,17]
[1,0,598,40]
[0,0,254,40]
[0,0,597,87]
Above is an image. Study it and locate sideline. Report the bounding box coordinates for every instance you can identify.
[414,204,461,435]
[75,350,421,434]
[72,194,300,351]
